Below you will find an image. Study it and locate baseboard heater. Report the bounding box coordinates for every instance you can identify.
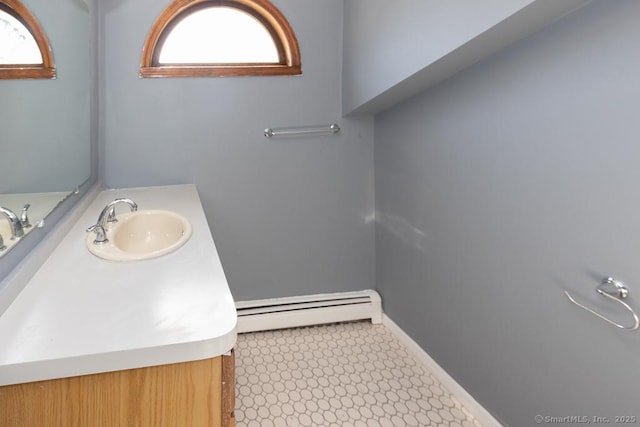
[235,289,382,333]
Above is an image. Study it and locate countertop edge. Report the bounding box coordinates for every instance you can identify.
[0,324,237,386]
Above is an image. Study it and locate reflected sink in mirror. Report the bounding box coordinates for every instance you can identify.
[0,220,13,253]
[0,219,26,254]
[0,191,72,257]
[86,210,192,261]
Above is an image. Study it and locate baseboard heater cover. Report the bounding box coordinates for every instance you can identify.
[235,289,382,333]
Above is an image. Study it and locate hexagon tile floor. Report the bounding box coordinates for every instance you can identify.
[234,321,484,427]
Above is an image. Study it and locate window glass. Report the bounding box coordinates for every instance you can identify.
[140,0,301,78]
[0,8,42,64]
[159,6,278,64]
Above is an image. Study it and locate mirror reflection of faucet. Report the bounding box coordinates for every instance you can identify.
[0,206,25,240]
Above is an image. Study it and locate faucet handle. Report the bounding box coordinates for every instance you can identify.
[107,208,118,223]
[0,233,6,251]
[86,224,108,244]
[20,204,32,228]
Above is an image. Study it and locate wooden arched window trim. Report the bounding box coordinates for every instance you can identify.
[0,0,55,79]
[140,0,301,78]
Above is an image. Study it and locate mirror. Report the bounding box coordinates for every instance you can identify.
[0,0,92,256]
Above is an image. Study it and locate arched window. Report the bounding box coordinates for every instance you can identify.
[140,0,301,78]
[0,0,55,79]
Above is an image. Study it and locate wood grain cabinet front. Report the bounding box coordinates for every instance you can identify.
[0,351,236,427]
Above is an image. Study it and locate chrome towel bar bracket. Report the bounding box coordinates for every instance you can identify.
[565,276,640,331]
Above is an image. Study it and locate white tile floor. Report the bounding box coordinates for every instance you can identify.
[235,321,483,427]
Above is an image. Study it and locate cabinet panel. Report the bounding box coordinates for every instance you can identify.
[0,356,230,427]
[222,350,235,427]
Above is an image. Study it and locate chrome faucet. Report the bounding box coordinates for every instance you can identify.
[86,198,138,244]
[0,206,25,240]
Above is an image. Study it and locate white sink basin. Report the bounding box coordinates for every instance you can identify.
[86,210,192,261]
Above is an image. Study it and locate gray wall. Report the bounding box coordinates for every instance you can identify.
[100,0,375,300]
[375,0,640,425]
[342,0,553,116]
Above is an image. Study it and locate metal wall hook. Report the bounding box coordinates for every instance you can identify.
[565,277,640,331]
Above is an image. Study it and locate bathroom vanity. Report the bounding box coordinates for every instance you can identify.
[0,185,237,427]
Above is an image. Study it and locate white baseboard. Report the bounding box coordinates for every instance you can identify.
[382,314,503,427]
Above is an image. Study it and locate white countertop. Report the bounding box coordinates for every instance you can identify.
[0,185,237,386]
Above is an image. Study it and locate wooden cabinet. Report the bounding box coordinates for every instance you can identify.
[0,351,235,427]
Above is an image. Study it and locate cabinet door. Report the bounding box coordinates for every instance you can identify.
[0,356,226,427]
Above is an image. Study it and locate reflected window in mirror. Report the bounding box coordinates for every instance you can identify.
[140,0,301,78]
[0,0,55,79]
